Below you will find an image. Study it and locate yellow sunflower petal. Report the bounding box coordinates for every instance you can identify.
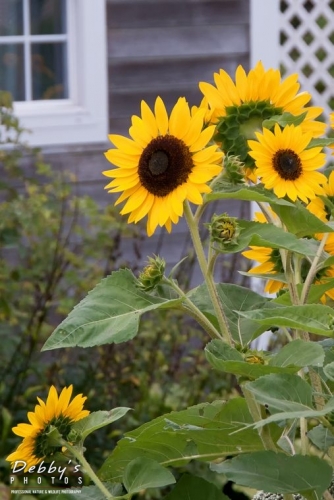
[57,386,73,416]
[12,423,34,438]
[189,125,215,152]
[169,97,191,138]
[140,100,159,138]
[104,149,139,169]
[108,134,143,155]
[154,96,169,135]
[165,218,172,233]
[128,192,155,223]
[114,185,139,205]
[120,186,149,215]
[182,108,205,146]
[130,116,153,147]
[185,184,204,204]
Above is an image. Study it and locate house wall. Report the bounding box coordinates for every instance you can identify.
[36,0,251,286]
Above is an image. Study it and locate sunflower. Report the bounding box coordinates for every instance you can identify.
[248,124,327,203]
[242,246,286,294]
[6,385,89,470]
[199,61,326,165]
[103,96,223,236]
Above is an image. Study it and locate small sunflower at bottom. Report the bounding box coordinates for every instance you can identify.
[248,123,327,203]
[6,385,89,471]
[103,96,223,236]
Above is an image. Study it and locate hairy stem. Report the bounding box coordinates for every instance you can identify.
[184,201,233,345]
[61,440,116,500]
[164,277,223,340]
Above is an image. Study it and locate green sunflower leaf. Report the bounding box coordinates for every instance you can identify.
[241,374,334,431]
[123,457,175,494]
[205,339,299,378]
[42,269,182,350]
[271,202,334,237]
[70,408,131,440]
[98,398,265,483]
[245,373,313,413]
[206,183,295,205]
[213,219,318,255]
[308,424,334,452]
[262,111,307,129]
[323,361,334,381]
[307,425,334,451]
[273,280,334,305]
[187,283,271,344]
[237,303,334,337]
[211,451,332,499]
[239,272,286,283]
[307,137,334,149]
[246,396,334,430]
[163,473,229,500]
[319,255,334,269]
[268,339,325,368]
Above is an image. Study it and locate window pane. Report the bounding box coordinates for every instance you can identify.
[31,42,68,100]
[0,44,25,101]
[30,0,66,35]
[0,0,23,36]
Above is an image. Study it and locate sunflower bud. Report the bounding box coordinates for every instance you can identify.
[244,351,265,365]
[137,255,166,292]
[223,154,247,185]
[207,213,240,250]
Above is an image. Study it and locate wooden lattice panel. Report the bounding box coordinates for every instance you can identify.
[279,0,334,119]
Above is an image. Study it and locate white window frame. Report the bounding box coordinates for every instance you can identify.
[8,0,108,146]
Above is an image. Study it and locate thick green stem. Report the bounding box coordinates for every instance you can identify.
[184,201,233,345]
[61,440,116,500]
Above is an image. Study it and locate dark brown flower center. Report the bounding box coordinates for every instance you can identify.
[148,151,169,176]
[138,135,194,197]
[272,149,302,180]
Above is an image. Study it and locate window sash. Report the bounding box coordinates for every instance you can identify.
[0,0,70,102]
[5,0,108,147]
